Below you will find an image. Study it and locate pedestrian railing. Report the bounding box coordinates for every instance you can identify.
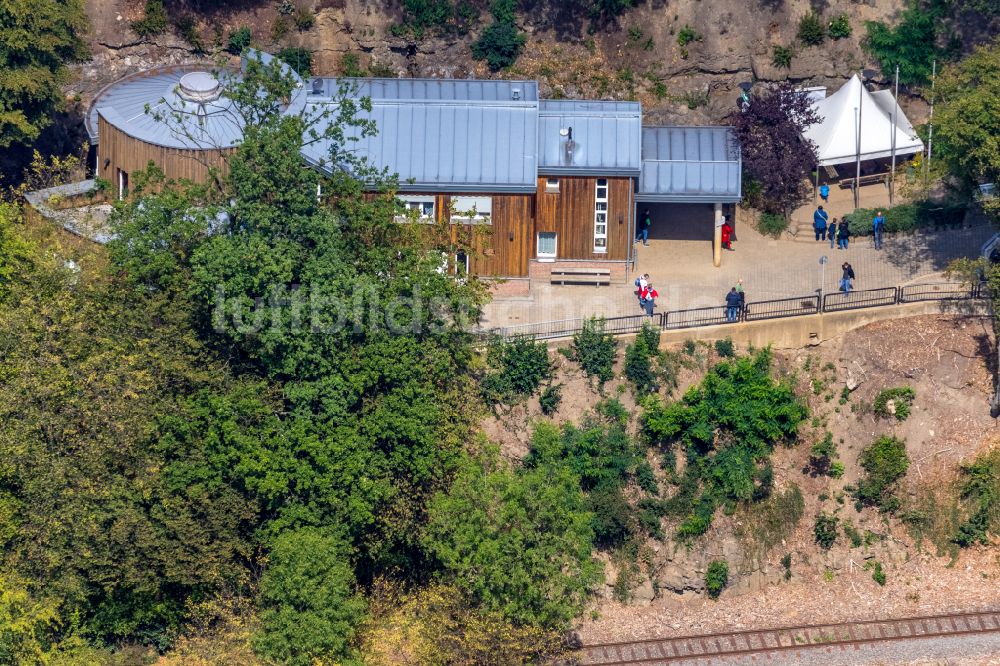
[479,282,987,342]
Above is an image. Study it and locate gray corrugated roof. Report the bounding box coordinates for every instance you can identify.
[638,126,742,202]
[537,99,641,176]
[301,78,539,193]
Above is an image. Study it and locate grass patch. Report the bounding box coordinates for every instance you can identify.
[853,436,909,513]
[873,386,915,421]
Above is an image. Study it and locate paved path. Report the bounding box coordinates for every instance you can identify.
[481,219,994,330]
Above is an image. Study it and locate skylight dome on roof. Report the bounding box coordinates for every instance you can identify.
[177,71,221,103]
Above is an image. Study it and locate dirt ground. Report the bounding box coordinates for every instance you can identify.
[483,314,1000,643]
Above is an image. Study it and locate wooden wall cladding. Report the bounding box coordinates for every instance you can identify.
[97,115,233,187]
[434,193,534,278]
[535,176,632,261]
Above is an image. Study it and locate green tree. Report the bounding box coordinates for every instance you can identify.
[255,528,366,666]
[0,0,87,148]
[854,435,909,513]
[472,0,525,71]
[863,1,944,85]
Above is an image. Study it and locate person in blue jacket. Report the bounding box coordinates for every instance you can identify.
[819,183,830,202]
[813,206,830,241]
[872,210,885,250]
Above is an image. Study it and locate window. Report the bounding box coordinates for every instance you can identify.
[537,232,557,259]
[593,178,608,253]
[451,196,492,223]
[545,177,560,194]
[455,250,469,276]
[117,169,129,201]
[397,196,435,221]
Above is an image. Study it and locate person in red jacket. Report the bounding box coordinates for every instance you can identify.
[641,284,659,317]
[721,216,734,251]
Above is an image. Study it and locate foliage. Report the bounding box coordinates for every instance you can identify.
[539,383,563,415]
[423,454,603,628]
[0,0,87,149]
[643,350,808,537]
[728,84,820,216]
[757,211,789,237]
[863,1,946,85]
[624,335,657,393]
[173,14,204,52]
[0,203,37,302]
[714,337,735,358]
[589,0,638,25]
[870,560,886,585]
[293,6,315,30]
[571,317,618,384]
[132,0,168,37]
[952,448,1000,547]
[843,520,864,547]
[677,25,702,47]
[401,0,454,37]
[842,202,967,236]
[227,26,252,54]
[809,432,841,476]
[472,1,526,71]
[855,436,910,513]
[814,513,839,549]
[828,13,852,39]
[780,553,793,580]
[873,386,916,420]
[255,528,365,665]
[705,560,729,599]
[482,336,553,405]
[772,45,794,69]
[276,47,313,77]
[797,11,825,46]
[734,486,805,560]
[934,39,1000,205]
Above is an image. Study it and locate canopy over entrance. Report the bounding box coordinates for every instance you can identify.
[802,75,924,167]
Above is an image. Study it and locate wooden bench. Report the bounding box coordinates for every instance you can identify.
[550,267,612,286]
[839,173,888,189]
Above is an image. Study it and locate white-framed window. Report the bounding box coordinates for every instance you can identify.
[451,196,492,223]
[455,250,469,276]
[545,177,560,193]
[537,232,557,260]
[593,178,608,253]
[396,195,435,221]
[117,169,129,201]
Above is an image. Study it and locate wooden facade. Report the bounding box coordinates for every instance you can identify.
[96,115,233,195]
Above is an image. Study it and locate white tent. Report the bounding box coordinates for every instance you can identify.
[802,75,924,167]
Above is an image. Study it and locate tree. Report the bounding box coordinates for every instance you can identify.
[255,528,366,666]
[864,1,944,86]
[423,454,603,628]
[727,83,819,217]
[472,0,526,70]
[934,38,1000,217]
[0,0,87,149]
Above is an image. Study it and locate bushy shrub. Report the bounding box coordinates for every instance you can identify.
[814,513,838,549]
[174,14,204,52]
[294,7,315,30]
[472,19,525,70]
[571,318,618,384]
[226,26,252,54]
[638,321,660,353]
[868,560,886,585]
[843,202,966,237]
[781,553,792,580]
[587,485,634,547]
[797,11,825,46]
[855,436,909,513]
[809,431,839,476]
[624,336,656,393]
[340,52,366,77]
[635,459,658,495]
[482,336,553,405]
[132,0,168,37]
[828,13,852,39]
[772,45,793,68]
[952,448,1000,547]
[677,25,702,47]
[714,337,735,358]
[277,47,313,77]
[864,2,942,85]
[705,560,729,599]
[873,386,915,421]
[539,383,563,415]
[401,0,453,37]
[271,15,289,40]
[757,212,789,237]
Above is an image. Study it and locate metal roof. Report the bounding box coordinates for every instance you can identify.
[638,126,742,203]
[537,99,641,176]
[301,78,540,193]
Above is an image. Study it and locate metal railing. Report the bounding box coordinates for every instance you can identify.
[480,281,986,342]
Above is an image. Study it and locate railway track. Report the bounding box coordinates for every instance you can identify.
[577,610,1000,664]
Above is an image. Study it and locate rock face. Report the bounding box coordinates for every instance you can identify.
[74,0,927,126]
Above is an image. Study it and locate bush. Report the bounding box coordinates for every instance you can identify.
[873,386,915,421]
[842,202,967,237]
[587,485,634,547]
[952,448,1000,547]
[814,513,838,549]
[797,11,825,46]
[677,25,702,47]
[735,485,805,559]
[757,212,789,238]
[828,13,852,39]
[571,318,618,384]
[277,47,313,77]
[624,336,656,393]
[864,2,942,85]
[482,336,553,405]
[638,321,660,352]
[132,0,168,37]
[340,52,366,77]
[781,553,792,580]
[271,15,289,40]
[843,520,863,547]
[226,26,252,54]
[868,560,886,585]
[809,431,839,476]
[472,20,525,71]
[635,459,658,495]
[714,337,735,358]
[705,560,729,599]
[174,14,204,52]
[539,383,563,415]
[772,45,793,68]
[855,435,909,513]
[294,6,315,30]
[401,0,453,37]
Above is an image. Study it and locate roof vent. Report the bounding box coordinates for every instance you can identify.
[177,71,221,103]
[511,87,521,101]
[311,77,324,95]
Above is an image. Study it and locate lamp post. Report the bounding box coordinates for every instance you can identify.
[819,255,828,301]
[926,59,937,184]
[889,64,899,205]
[855,69,880,209]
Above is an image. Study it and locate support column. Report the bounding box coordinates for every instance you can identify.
[713,202,723,268]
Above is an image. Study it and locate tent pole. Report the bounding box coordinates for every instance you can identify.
[855,100,862,210]
[814,165,819,203]
[925,59,936,185]
[890,64,898,205]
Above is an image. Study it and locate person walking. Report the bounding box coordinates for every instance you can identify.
[840,262,855,293]
[636,208,652,246]
[643,283,659,317]
[837,220,850,249]
[725,287,742,322]
[872,210,885,250]
[813,205,830,241]
[635,273,649,307]
[828,217,838,249]
[735,278,744,293]
[819,182,830,203]
[721,216,734,251]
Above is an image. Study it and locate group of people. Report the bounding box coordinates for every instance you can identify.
[812,206,851,249]
[725,279,746,322]
[634,273,659,316]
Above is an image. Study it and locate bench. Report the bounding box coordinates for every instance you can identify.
[550,267,612,286]
[839,173,888,189]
